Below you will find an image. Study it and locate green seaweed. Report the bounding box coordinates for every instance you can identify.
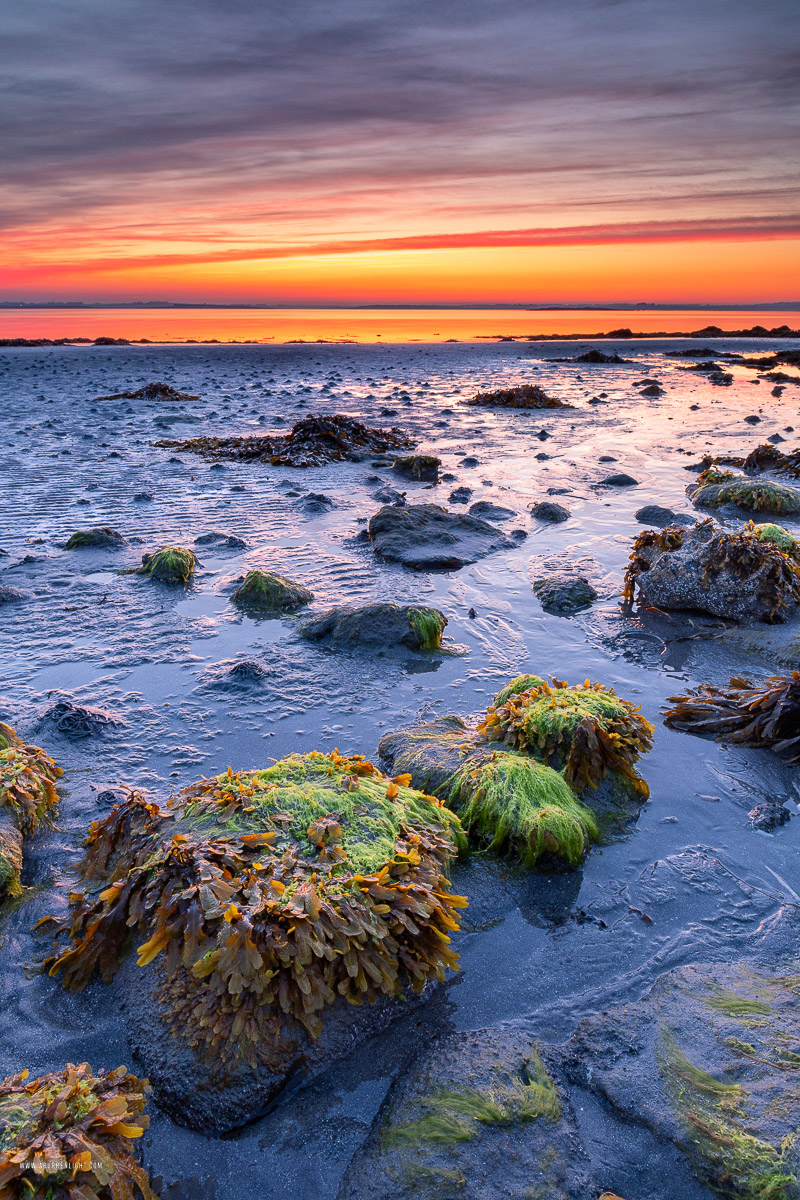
[689,471,800,515]
[657,1029,798,1200]
[64,527,126,550]
[384,1048,561,1147]
[408,607,447,651]
[449,752,598,867]
[751,523,798,553]
[232,569,313,612]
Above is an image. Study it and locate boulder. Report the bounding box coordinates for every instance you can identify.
[532,574,597,615]
[560,910,800,1200]
[368,504,514,570]
[467,501,516,521]
[232,569,313,613]
[337,1029,594,1200]
[64,527,127,550]
[299,602,446,651]
[530,500,570,523]
[133,545,196,584]
[392,455,441,482]
[634,505,694,528]
[688,469,800,515]
[625,520,800,622]
[44,752,467,1133]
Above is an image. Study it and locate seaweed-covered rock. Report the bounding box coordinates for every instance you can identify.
[153,414,414,468]
[560,913,800,1200]
[44,751,467,1132]
[466,384,571,409]
[478,677,652,798]
[623,520,800,622]
[379,673,652,869]
[368,504,514,570]
[64,527,127,550]
[532,574,597,615]
[557,349,631,364]
[688,469,800,515]
[338,1029,594,1200]
[392,455,441,482]
[530,500,570,523]
[0,721,61,900]
[664,672,800,764]
[299,603,446,651]
[133,545,196,583]
[232,569,313,612]
[93,381,199,403]
[0,1062,157,1199]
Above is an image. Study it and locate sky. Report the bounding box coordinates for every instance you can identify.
[2,0,799,305]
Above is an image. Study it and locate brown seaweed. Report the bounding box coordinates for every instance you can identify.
[465,384,570,409]
[664,673,800,763]
[153,414,415,468]
[0,1061,157,1199]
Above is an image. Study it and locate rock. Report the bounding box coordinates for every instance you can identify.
[337,1029,594,1200]
[533,574,597,614]
[748,801,791,831]
[392,455,441,482]
[530,500,570,523]
[372,485,406,506]
[688,469,800,515]
[133,545,196,583]
[64,527,127,550]
[634,505,695,528]
[559,911,800,1200]
[368,504,514,570]
[625,520,800,622]
[600,473,639,487]
[299,603,446,651]
[0,586,26,604]
[46,752,466,1133]
[467,501,516,521]
[448,486,473,504]
[194,531,248,549]
[745,414,762,425]
[294,491,336,513]
[232,569,313,612]
[561,349,631,364]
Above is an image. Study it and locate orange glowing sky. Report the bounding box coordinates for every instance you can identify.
[3,0,799,306]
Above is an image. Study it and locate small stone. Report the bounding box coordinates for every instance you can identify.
[600,473,639,487]
[748,801,791,831]
[745,414,761,425]
[530,501,570,523]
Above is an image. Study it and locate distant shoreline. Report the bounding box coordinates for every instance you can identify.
[1,323,799,347]
[1,302,799,311]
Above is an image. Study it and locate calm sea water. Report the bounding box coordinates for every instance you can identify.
[2,306,798,342]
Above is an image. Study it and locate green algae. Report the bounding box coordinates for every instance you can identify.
[132,545,195,583]
[751,523,799,553]
[408,607,447,651]
[232,568,313,612]
[449,752,598,868]
[657,1028,798,1200]
[384,1048,561,1147]
[185,750,466,874]
[64,527,127,550]
[699,984,772,1019]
